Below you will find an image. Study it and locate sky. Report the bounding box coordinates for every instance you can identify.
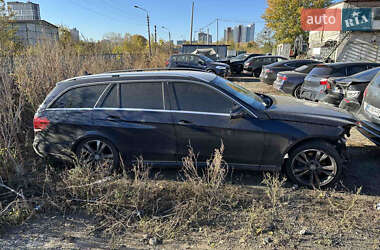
[26,0,268,42]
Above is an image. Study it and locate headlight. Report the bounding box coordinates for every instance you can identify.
[216,66,226,70]
[346,90,361,98]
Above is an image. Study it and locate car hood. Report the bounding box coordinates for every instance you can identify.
[265,95,356,126]
[211,62,229,67]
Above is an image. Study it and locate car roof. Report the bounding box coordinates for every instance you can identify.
[324,62,380,68]
[59,70,218,87]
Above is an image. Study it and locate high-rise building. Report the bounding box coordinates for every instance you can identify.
[224,23,255,43]
[198,32,212,44]
[7,1,41,20]
[70,28,80,42]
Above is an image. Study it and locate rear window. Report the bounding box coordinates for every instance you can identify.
[50,84,106,109]
[309,66,332,76]
[295,64,315,73]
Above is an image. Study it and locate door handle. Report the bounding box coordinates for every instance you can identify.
[106,115,121,121]
[177,120,192,125]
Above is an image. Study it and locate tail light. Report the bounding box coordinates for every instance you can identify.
[280,75,287,81]
[265,68,273,73]
[320,78,331,89]
[364,87,368,97]
[165,60,169,67]
[33,116,50,132]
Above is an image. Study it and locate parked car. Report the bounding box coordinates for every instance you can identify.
[260,59,320,84]
[320,67,380,113]
[355,71,380,146]
[300,62,380,102]
[274,64,319,98]
[34,69,356,188]
[227,53,263,74]
[167,54,230,76]
[243,56,288,77]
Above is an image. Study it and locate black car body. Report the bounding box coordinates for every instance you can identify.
[260,59,320,84]
[227,53,263,74]
[167,54,230,76]
[274,64,319,98]
[355,71,380,146]
[320,67,380,113]
[300,62,380,102]
[243,56,288,77]
[34,70,355,187]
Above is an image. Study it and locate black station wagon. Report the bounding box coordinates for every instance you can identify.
[34,69,356,187]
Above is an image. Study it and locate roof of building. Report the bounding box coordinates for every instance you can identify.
[9,19,58,29]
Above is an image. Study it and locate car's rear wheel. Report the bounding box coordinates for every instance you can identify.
[293,85,302,99]
[76,137,119,171]
[285,141,343,188]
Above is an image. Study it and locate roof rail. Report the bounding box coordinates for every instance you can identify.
[104,68,207,74]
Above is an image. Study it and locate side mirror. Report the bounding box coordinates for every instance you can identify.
[230,106,249,119]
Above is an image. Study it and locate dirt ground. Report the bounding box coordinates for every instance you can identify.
[1,79,379,250]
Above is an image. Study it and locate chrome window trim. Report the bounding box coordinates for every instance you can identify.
[45,78,258,119]
[93,107,231,117]
[161,82,166,110]
[94,83,114,108]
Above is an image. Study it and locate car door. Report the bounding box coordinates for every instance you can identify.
[175,55,189,68]
[189,55,206,70]
[166,80,265,166]
[92,81,177,165]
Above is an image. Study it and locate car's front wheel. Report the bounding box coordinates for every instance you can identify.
[285,141,343,188]
[75,137,119,171]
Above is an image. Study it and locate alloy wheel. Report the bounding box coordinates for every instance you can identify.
[290,149,337,187]
[294,86,302,99]
[78,139,114,168]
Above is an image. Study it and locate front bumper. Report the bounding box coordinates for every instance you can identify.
[356,120,380,146]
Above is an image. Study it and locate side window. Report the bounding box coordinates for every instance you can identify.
[170,82,234,113]
[177,55,186,63]
[188,55,198,65]
[263,58,272,63]
[101,84,119,108]
[121,82,164,110]
[50,84,106,109]
[277,57,286,62]
[171,56,177,63]
[347,65,367,75]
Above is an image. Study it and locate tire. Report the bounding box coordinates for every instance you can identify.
[293,85,302,99]
[75,137,120,171]
[285,141,343,188]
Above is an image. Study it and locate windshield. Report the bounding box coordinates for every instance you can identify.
[234,54,248,60]
[212,76,266,110]
[351,67,380,81]
[198,54,214,63]
[295,64,315,73]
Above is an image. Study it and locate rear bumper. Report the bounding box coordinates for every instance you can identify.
[300,87,326,101]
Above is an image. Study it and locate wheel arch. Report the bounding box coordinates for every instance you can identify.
[281,136,342,169]
[71,131,119,154]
